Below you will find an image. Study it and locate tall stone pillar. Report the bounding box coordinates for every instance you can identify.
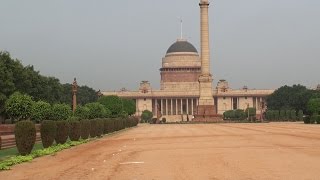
[194,0,220,121]
[72,78,78,113]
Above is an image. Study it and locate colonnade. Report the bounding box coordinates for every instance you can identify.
[152,98,198,116]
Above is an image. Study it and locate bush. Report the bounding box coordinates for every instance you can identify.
[55,121,69,144]
[80,119,90,139]
[304,115,310,124]
[85,103,106,119]
[40,120,57,148]
[49,104,72,121]
[5,92,34,121]
[310,113,317,124]
[90,119,98,138]
[97,119,104,137]
[0,136,2,150]
[98,96,123,117]
[280,110,286,120]
[162,117,167,123]
[122,99,136,116]
[298,110,304,121]
[316,115,320,124]
[141,110,153,123]
[69,120,81,141]
[14,120,36,155]
[31,101,51,123]
[5,119,12,124]
[290,110,296,121]
[74,105,90,120]
[274,110,280,121]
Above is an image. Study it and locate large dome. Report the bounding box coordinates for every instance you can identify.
[166,39,198,54]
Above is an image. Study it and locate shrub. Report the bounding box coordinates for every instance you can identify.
[40,120,57,148]
[96,119,104,137]
[5,92,34,121]
[49,104,72,121]
[90,119,98,138]
[69,120,81,141]
[298,110,304,121]
[14,120,36,155]
[290,110,296,121]
[55,121,69,144]
[31,101,51,123]
[162,117,167,123]
[74,105,89,120]
[98,96,123,117]
[85,103,106,119]
[80,119,90,139]
[0,136,1,150]
[5,119,12,124]
[310,113,317,124]
[122,99,136,116]
[316,115,320,124]
[304,115,310,124]
[141,110,153,123]
[274,110,280,121]
[280,110,286,120]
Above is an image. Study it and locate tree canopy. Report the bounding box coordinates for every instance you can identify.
[0,51,98,118]
[266,85,314,113]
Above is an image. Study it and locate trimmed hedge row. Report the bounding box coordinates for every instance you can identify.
[266,110,304,122]
[14,117,139,155]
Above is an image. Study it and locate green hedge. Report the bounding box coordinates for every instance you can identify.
[90,119,98,138]
[69,121,81,141]
[80,119,90,139]
[55,121,69,144]
[40,120,57,148]
[14,121,36,155]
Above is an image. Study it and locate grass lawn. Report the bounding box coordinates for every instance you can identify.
[0,143,44,161]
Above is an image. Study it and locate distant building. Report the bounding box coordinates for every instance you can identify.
[102,39,274,121]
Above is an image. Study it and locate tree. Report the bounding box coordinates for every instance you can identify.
[122,99,136,116]
[5,92,34,121]
[307,98,320,115]
[266,85,313,113]
[74,105,90,120]
[31,101,51,122]
[85,102,106,119]
[49,103,72,120]
[98,96,123,117]
[141,110,153,123]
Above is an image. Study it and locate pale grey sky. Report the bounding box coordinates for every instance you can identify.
[0,0,319,91]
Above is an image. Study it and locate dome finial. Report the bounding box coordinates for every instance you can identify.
[177,17,183,40]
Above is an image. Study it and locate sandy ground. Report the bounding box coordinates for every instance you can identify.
[2,122,320,180]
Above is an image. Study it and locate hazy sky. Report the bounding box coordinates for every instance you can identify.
[1,0,319,91]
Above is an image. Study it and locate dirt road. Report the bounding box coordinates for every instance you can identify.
[2,122,320,180]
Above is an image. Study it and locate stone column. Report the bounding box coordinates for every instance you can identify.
[198,0,214,107]
[191,99,194,115]
[176,99,178,115]
[161,99,163,115]
[186,99,189,115]
[155,99,158,117]
[171,99,173,115]
[181,99,183,114]
[165,99,168,115]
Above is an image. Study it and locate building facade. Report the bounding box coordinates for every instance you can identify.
[102,39,274,121]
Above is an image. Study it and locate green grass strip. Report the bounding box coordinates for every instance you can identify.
[0,139,89,170]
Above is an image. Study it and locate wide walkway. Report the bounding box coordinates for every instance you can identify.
[2,122,320,180]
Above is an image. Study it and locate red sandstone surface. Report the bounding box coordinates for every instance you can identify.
[1,122,320,180]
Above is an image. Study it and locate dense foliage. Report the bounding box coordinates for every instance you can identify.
[80,119,91,139]
[89,119,98,138]
[49,104,72,120]
[98,96,123,117]
[14,121,36,155]
[307,98,320,115]
[31,101,51,122]
[223,109,246,120]
[74,105,90,120]
[69,121,81,141]
[0,51,97,118]
[40,120,57,148]
[266,85,320,114]
[55,121,69,144]
[122,99,136,115]
[5,92,34,121]
[141,110,153,123]
[85,102,108,119]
